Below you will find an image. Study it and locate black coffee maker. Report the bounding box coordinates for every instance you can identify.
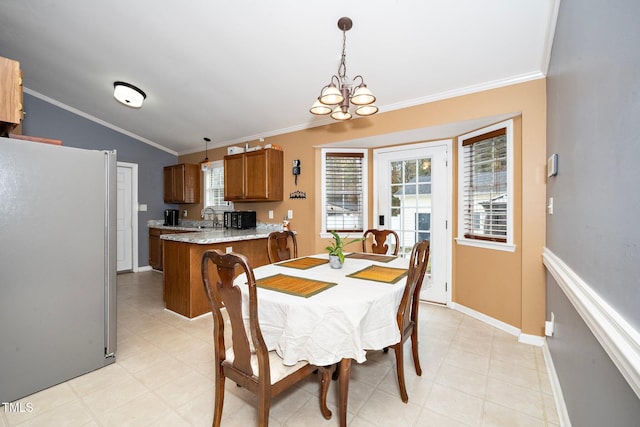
[164,209,179,226]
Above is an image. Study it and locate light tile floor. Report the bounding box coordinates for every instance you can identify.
[1,271,560,426]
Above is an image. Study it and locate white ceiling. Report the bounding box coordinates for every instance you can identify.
[0,1,558,155]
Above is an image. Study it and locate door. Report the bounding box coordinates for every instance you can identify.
[116,163,136,272]
[374,141,451,304]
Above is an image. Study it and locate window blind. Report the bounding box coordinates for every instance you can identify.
[325,152,364,232]
[462,128,508,242]
[204,163,225,207]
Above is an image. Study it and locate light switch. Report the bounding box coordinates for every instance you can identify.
[548,197,554,215]
[287,209,293,219]
[138,204,147,212]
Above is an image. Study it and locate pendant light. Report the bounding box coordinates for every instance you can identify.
[200,137,212,171]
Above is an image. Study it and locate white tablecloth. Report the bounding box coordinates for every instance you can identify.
[235,253,408,366]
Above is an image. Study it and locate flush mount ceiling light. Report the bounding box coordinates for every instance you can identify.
[113,81,146,108]
[310,17,378,121]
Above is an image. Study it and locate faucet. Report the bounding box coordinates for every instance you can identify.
[201,207,218,228]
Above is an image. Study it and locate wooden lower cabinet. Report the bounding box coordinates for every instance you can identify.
[163,238,270,318]
[149,228,192,271]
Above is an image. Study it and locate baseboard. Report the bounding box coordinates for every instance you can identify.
[543,247,640,399]
[542,341,572,426]
[518,333,546,347]
[137,265,153,272]
[450,302,522,338]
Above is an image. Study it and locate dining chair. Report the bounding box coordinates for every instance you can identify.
[362,229,400,255]
[201,249,331,427]
[267,230,298,263]
[390,239,430,403]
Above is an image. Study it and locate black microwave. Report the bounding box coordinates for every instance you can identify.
[223,211,257,229]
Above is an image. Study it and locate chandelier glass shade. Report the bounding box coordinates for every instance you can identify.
[310,17,378,121]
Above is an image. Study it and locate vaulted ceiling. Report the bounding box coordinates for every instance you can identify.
[0,1,558,155]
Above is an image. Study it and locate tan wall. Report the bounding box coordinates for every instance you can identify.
[178,78,547,335]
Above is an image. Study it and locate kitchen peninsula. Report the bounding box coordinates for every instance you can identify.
[158,226,275,318]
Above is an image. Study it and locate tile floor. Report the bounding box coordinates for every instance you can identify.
[1,271,560,426]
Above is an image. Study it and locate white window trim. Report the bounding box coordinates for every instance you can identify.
[320,148,368,238]
[456,119,516,252]
[204,160,234,211]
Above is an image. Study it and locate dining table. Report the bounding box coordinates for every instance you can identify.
[234,251,410,426]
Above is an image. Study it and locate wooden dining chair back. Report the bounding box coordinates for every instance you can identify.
[201,249,331,426]
[391,239,430,403]
[362,229,399,256]
[267,230,298,263]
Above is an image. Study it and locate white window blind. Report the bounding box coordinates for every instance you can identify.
[204,160,232,210]
[461,128,508,242]
[324,152,365,232]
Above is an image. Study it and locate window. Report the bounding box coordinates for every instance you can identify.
[457,120,515,251]
[203,160,233,211]
[321,149,368,235]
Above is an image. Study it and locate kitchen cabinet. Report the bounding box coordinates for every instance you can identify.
[224,148,283,201]
[163,237,270,318]
[0,56,24,135]
[149,228,192,271]
[163,163,200,203]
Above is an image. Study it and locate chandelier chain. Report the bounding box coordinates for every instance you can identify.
[338,28,347,80]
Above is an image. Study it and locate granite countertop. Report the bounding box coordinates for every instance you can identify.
[147,219,282,245]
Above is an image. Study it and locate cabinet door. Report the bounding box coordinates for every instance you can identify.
[182,164,200,203]
[244,150,269,200]
[224,154,245,200]
[172,164,186,202]
[0,56,23,125]
[163,166,174,203]
[149,228,163,270]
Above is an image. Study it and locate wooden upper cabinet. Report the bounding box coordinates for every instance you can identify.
[223,154,245,201]
[163,163,200,203]
[0,56,24,128]
[224,148,283,202]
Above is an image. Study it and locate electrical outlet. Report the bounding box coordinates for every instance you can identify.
[548,197,554,215]
[183,210,188,217]
[287,209,293,219]
[269,210,274,219]
[138,204,147,212]
[225,246,233,253]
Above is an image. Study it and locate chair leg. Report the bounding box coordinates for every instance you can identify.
[257,394,271,427]
[213,375,225,427]
[411,328,422,376]
[331,362,340,380]
[318,366,333,420]
[393,343,409,403]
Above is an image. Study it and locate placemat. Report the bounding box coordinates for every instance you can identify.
[277,257,329,270]
[345,252,397,263]
[347,265,408,284]
[256,274,337,297]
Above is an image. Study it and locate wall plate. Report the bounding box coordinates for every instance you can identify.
[547,153,558,177]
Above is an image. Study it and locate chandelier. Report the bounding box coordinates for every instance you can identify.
[309,17,378,121]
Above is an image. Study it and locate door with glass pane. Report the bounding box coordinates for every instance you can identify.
[374,141,450,304]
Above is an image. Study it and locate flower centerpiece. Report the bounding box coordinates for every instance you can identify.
[325,230,363,269]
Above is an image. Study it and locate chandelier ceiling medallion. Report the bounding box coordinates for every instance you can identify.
[310,17,378,121]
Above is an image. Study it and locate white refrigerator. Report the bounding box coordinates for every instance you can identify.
[0,137,117,403]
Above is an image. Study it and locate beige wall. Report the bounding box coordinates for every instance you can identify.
[178,79,547,336]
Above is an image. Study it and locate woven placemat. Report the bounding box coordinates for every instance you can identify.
[345,252,397,263]
[256,274,337,297]
[277,257,329,270]
[347,265,408,284]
